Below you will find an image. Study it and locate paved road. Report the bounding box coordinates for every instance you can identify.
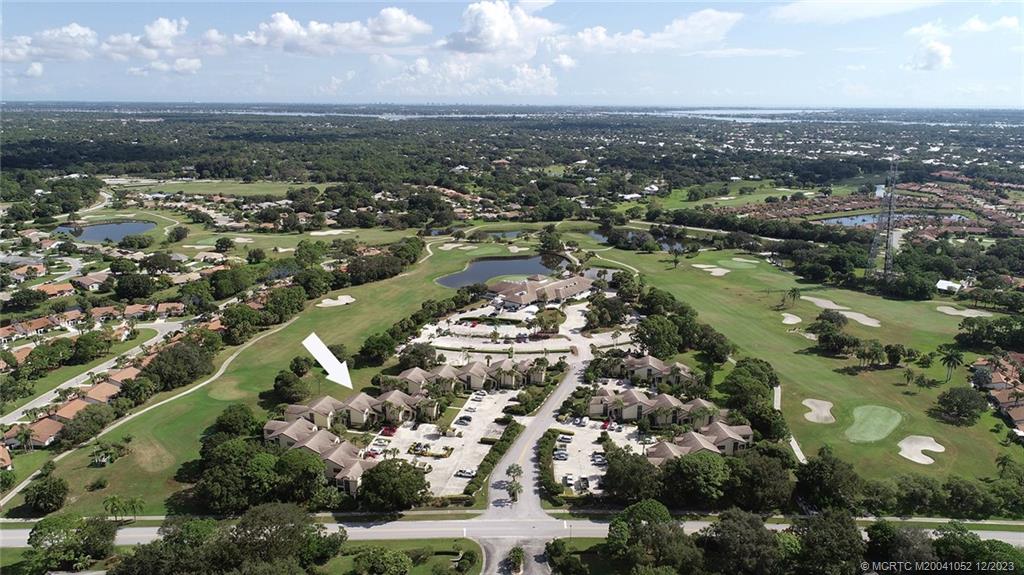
[0,320,183,425]
[50,257,85,283]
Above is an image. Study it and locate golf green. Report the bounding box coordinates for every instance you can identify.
[716,259,757,269]
[845,405,903,443]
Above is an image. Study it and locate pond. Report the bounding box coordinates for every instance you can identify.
[54,220,157,242]
[487,230,522,239]
[437,255,566,288]
[587,230,682,252]
[818,212,968,227]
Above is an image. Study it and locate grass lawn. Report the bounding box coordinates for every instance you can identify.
[0,546,131,575]
[1,329,157,415]
[123,180,335,197]
[562,538,627,575]
[567,230,1022,481]
[615,179,856,212]
[0,450,52,495]
[435,396,469,430]
[326,539,482,574]
[15,243,525,517]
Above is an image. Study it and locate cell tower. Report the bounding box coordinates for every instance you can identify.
[865,157,899,279]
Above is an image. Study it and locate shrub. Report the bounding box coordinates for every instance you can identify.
[463,421,524,497]
[87,477,108,492]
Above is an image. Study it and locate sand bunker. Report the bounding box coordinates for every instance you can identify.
[781,313,802,325]
[733,257,759,264]
[898,435,945,465]
[800,295,847,310]
[802,399,835,424]
[233,237,253,243]
[508,245,528,253]
[309,229,352,236]
[800,295,881,327]
[439,243,463,251]
[691,264,730,276]
[275,247,295,253]
[716,196,735,200]
[317,295,355,308]
[800,332,818,341]
[459,246,478,251]
[936,306,993,318]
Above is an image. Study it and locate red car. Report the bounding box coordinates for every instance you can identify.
[381,427,397,437]
[601,420,610,430]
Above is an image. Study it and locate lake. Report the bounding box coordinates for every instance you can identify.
[818,212,968,227]
[54,221,156,242]
[488,231,522,239]
[437,255,566,288]
[587,230,682,251]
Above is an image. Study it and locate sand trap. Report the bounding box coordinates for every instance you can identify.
[716,196,735,200]
[233,237,253,243]
[459,246,478,251]
[800,295,880,327]
[800,295,847,310]
[839,311,881,328]
[439,243,463,251]
[898,435,945,465]
[801,332,818,341]
[182,244,206,249]
[802,399,835,424]
[309,229,352,236]
[733,257,759,264]
[508,245,528,253]
[317,295,355,308]
[275,247,295,253]
[691,264,730,276]
[782,313,802,325]
[936,306,992,318]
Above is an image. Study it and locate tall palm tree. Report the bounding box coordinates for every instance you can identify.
[903,368,916,386]
[506,480,523,502]
[506,463,523,482]
[996,453,1015,476]
[103,495,125,521]
[940,347,965,383]
[787,288,802,307]
[16,425,34,452]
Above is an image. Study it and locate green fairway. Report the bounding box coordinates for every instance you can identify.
[1,328,157,415]
[615,179,857,212]
[844,405,904,443]
[567,230,1020,480]
[13,242,529,517]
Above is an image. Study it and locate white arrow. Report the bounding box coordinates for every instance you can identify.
[301,332,352,388]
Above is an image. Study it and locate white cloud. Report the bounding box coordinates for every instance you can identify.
[552,53,576,69]
[691,47,802,58]
[317,71,356,95]
[906,20,948,39]
[24,62,44,77]
[145,17,188,49]
[905,39,952,71]
[409,57,431,75]
[562,9,742,53]
[128,57,201,76]
[772,1,937,25]
[518,0,555,14]
[960,15,1020,33]
[235,9,431,54]
[370,53,402,67]
[444,0,559,56]
[2,22,97,62]
[101,33,160,61]
[202,29,228,55]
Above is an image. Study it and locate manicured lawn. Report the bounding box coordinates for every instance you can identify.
[0,449,53,495]
[435,396,469,430]
[562,538,627,575]
[615,179,856,212]
[1,329,157,415]
[21,243,521,517]
[567,230,1022,480]
[326,539,482,574]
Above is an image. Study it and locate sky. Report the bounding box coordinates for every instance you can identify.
[2,1,1022,107]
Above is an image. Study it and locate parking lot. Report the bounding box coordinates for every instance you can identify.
[370,390,518,496]
[552,417,646,495]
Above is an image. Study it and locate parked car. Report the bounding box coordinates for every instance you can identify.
[465,406,477,413]
[553,452,569,461]
[373,438,390,447]
[563,473,575,485]
[572,418,581,426]
[470,396,483,402]
[557,434,573,443]
[380,427,397,437]
[455,469,477,478]
[581,417,590,427]
[601,420,610,430]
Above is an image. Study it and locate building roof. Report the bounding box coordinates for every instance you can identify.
[84,382,121,403]
[0,444,11,468]
[54,398,92,421]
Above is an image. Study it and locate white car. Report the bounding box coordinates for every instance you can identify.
[465,406,477,413]
[580,417,590,427]
[557,434,573,443]
[563,473,575,485]
[455,468,477,478]
[372,438,390,447]
[470,396,483,402]
[553,452,569,461]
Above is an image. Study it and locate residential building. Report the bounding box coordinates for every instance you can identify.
[645,420,753,465]
[33,283,75,298]
[622,355,695,386]
[488,275,594,309]
[263,418,378,495]
[589,388,716,428]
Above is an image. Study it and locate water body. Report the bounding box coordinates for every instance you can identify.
[587,230,681,252]
[437,255,565,288]
[54,221,156,242]
[488,231,522,239]
[819,212,968,227]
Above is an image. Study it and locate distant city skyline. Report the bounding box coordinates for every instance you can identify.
[2,1,1022,108]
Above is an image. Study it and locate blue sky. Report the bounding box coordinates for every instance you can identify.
[2,1,1022,107]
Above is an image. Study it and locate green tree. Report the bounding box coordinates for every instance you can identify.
[791,509,865,575]
[794,445,861,510]
[939,346,965,383]
[634,315,682,359]
[274,449,326,504]
[215,237,235,253]
[697,508,785,575]
[661,452,729,509]
[935,387,988,426]
[359,459,430,511]
[353,545,414,575]
[25,474,69,513]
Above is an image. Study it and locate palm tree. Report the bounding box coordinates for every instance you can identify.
[126,496,144,521]
[787,288,802,307]
[16,425,34,452]
[506,463,523,482]
[903,368,916,386]
[103,495,125,521]
[940,346,965,383]
[996,453,1015,476]
[506,480,523,503]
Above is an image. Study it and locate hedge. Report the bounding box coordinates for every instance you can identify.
[463,421,525,498]
[537,429,565,505]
